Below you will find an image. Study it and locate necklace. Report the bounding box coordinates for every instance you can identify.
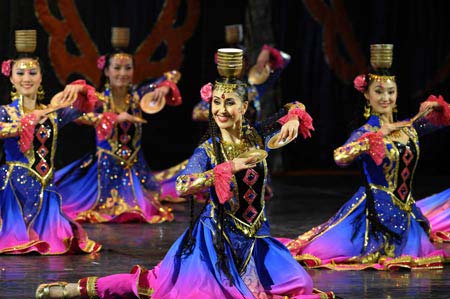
[221,139,248,160]
[111,93,131,113]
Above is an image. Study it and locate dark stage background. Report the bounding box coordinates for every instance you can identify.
[0,0,448,176]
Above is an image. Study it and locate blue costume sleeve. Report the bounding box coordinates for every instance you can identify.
[176,145,214,196]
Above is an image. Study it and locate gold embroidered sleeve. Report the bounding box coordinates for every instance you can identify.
[192,106,209,122]
[0,122,21,138]
[176,169,215,196]
[284,101,306,111]
[76,112,101,126]
[334,138,370,167]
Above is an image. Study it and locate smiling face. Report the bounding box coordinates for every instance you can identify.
[9,58,42,99]
[211,89,248,131]
[105,54,134,88]
[364,79,397,115]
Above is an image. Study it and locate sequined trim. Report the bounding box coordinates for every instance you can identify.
[97,147,140,169]
[6,162,54,187]
[176,169,215,196]
[369,184,414,212]
[287,194,367,251]
[78,276,100,299]
[295,252,443,271]
[226,211,266,238]
[334,138,371,166]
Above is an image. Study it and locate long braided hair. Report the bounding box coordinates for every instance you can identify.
[178,77,248,285]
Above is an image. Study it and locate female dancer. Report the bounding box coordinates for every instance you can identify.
[283,44,450,270]
[55,28,181,223]
[0,30,101,254]
[35,48,334,299]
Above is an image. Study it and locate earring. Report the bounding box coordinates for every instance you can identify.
[363,102,371,119]
[392,104,398,113]
[37,85,45,102]
[105,79,111,91]
[10,85,18,99]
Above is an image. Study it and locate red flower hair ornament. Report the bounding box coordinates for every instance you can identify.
[97,55,106,70]
[1,60,12,77]
[200,82,213,103]
[353,74,367,93]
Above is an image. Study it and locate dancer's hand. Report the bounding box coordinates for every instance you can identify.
[153,86,169,104]
[59,84,84,105]
[232,157,257,173]
[378,121,410,136]
[277,119,299,143]
[255,48,270,72]
[419,101,439,114]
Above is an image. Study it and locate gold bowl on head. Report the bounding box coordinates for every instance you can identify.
[225,24,243,45]
[216,48,243,77]
[217,56,243,61]
[15,30,37,53]
[217,48,243,56]
[217,66,243,77]
[370,44,393,69]
[111,27,130,48]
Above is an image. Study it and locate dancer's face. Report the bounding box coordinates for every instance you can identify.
[105,54,134,89]
[10,58,42,99]
[211,90,248,131]
[364,80,397,115]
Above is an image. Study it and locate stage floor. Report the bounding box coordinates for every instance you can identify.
[1,173,449,299]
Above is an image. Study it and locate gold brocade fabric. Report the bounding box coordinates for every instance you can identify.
[176,169,215,196]
[220,139,249,160]
[334,138,371,166]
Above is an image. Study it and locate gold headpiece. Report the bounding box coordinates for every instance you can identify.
[368,44,395,82]
[15,60,40,70]
[214,81,247,93]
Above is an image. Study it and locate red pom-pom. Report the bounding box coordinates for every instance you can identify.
[19,114,37,153]
[278,108,315,139]
[359,131,385,165]
[424,95,450,126]
[213,161,233,204]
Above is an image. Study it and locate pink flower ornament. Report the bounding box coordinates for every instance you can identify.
[353,74,367,93]
[97,55,106,70]
[1,59,12,77]
[200,82,213,103]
